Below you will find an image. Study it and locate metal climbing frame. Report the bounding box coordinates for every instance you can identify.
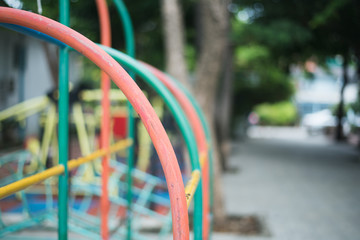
[0,89,172,239]
[2,19,205,240]
[0,1,214,239]
[2,4,210,239]
[0,26,200,239]
[0,6,188,240]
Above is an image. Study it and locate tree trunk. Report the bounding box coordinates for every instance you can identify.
[215,41,234,171]
[195,0,229,222]
[161,0,230,223]
[161,0,189,89]
[336,54,349,141]
[353,48,360,148]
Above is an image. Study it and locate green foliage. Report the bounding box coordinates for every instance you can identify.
[230,7,308,119]
[79,57,101,88]
[232,41,294,116]
[235,44,269,66]
[185,44,196,71]
[121,0,164,68]
[349,101,360,114]
[331,103,352,116]
[254,101,297,126]
[310,0,350,28]
[2,0,167,68]
[233,19,312,63]
[230,0,360,122]
[233,66,294,116]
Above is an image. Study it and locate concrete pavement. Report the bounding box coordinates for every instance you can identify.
[215,127,360,240]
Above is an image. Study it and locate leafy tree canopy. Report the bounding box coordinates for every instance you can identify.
[230,0,360,119]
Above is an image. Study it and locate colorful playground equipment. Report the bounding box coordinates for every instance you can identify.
[0,1,214,239]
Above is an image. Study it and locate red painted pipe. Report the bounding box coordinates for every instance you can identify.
[0,7,189,240]
[141,63,210,240]
[94,0,112,238]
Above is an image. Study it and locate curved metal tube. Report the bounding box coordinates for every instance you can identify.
[169,75,215,234]
[99,46,203,240]
[0,7,189,240]
[141,63,210,240]
[0,19,211,239]
[0,22,205,239]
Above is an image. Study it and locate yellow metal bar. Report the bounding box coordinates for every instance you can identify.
[51,129,59,166]
[199,152,207,168]
[0,96,49,121]
[15,105,48,122]
[40,104,57,167]
[184,169,201,207]
[184,151,208,208]
[81,89,127,101]
[81,89,147,102]
[73,103,95,181]
[73,103,92,155]
[0,165,64,199]
[66,139,133,170]
[0,139,132,199]
[173,153,207,238]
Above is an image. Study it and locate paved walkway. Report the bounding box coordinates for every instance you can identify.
[214,127,360,240]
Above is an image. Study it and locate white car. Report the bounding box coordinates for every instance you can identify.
[302,109,337,135]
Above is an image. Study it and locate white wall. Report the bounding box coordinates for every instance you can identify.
[0,27,81,136]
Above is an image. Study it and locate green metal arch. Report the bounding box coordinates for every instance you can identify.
[99,46,203,240]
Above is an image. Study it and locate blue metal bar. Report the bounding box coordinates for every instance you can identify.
[0,23,67,48]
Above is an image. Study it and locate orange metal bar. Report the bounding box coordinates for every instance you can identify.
[95,0,112,238]
[142,63,211,240]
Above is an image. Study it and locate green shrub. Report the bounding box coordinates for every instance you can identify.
[254,101,297,126]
